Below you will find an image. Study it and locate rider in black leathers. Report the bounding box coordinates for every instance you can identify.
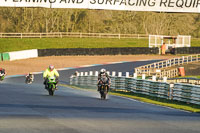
[97,68,111,91]
[0,68,6,75]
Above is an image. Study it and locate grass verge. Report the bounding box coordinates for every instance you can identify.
[0,37,200,53]
[0,38,148,53]
[60,84,200,113]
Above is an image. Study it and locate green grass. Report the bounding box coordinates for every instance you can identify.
[60,84,200,113]
[178,75,200,79]
[191,38,200,47]
[110,91,200,113]
[0,37,199,53]
[0,38,148,53]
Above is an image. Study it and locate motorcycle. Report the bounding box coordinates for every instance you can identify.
[0,73,5,81]
[25,74,34,84]
[46,76,57,96]
[98,77,109,100]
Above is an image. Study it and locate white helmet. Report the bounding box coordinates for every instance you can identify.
[100,68,106,73]
[49,65,54,71]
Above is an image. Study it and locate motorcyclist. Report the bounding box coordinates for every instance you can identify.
[97,68,111,91]
[0,68,6,75]
[0,68,6,81]
[25,72,34,84]
[43,65,59,89]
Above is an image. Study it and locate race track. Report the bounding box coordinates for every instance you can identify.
[0,60,200,133]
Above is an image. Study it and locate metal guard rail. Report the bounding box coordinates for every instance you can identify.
[173,83,200,105]
[167,77,200,85]
[70,74,200,105]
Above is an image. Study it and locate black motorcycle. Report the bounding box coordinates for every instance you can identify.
[98,77,109,100]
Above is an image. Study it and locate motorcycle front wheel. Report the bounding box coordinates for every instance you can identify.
[48,86,54,96]
[0,76,4,81]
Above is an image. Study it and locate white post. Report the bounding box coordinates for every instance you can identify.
[182,56,184,64]
[126,72,129,77]
[95,71,98,76]
[169,83,174,100]
[133,73,137,79]
[118,72,122,77]
[142,74,145,80]
[163,77,167,82]
[85,72,88,76]
[80,72,84,76]
[80,33,82,38]
[107,71,110,76]
[77,72,80,76]
[152,75,156,81]
[112,71,116,77]
[89,71,93,76]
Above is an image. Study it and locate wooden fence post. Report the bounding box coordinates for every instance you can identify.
[80,33,82,38]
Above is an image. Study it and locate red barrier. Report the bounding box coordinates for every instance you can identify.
[178,67,185,76]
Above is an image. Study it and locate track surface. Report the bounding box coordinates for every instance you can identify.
[1,60,200,133]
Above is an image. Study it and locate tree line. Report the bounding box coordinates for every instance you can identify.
[0,7,199,38]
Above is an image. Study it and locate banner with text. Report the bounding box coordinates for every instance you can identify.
[1,0,200,13]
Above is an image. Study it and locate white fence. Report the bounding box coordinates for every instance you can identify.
[0,32,148,39]
[135,54,200,78]
[70,71,200,105]
[149,35,191,48]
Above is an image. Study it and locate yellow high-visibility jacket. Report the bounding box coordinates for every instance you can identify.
[43,68,59,78]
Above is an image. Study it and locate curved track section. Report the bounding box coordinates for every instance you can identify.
[1,60,200,133]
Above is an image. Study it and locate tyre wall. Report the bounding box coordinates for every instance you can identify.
[38,47,159,56]
[173,47,200,54]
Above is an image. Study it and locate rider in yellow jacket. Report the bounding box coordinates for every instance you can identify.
[43,65,59,89]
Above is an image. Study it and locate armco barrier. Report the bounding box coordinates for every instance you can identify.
[70,71,171,99]
[70,71,200,105]
[168,77,200,85]
[38,47,159,56]
[173,83,200,105]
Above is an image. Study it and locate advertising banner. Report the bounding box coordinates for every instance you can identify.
[0,0,50,8]
[0,0,199,13]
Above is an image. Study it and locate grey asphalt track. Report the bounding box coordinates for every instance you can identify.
[0,60,200,133]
